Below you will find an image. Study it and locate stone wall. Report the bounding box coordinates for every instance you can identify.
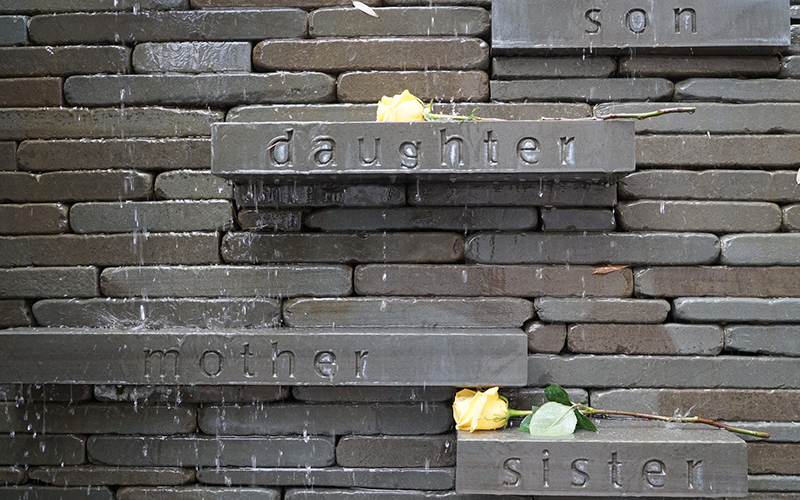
[1,0,800,499]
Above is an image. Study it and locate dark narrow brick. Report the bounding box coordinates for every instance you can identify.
[0,299,33,328]
[0,78,62,106]
[0,435,85,465]
[0,203,68,234]
[0,171,152,202]
[310,6,488,37]
[0,46,131,77]
[336,435,455,467]
[70,201,233,233]
[28,466,195,487]
[336,71,489,103]
[0,1,187,14]
[635,267,800,298]
[0,267,99,299]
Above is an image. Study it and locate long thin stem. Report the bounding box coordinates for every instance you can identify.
[578,405,770,438]
[594,106,696,120]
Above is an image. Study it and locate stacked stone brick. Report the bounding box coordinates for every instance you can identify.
[1,0,800,498]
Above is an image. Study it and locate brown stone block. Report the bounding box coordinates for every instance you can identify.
[567,324,723,355]
[619,55,780,79]
[748,443,800,474]
[253,38,489,72]
[0,203,69,234]
[0,78,62,106]
[635,266,800,297]
[336,71,489,103]
[524,321,566,353]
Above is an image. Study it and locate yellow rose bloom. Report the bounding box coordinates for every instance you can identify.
[453,387,509,432]
[376,90,425,122]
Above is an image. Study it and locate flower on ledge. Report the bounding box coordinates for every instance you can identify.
[453,387,530,432]
[376,90,425,122]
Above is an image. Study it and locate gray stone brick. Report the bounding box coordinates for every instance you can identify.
[0,203,68,234]
[0,107,224,141]
[536,298,670,323]
[728,423,800,442]
[70,201,233,233]
[590,389,800,422]
[285,489,533,500]
[18,138,211,172]
[675,78,800,102]
[0,0,187,13]
[0,435,85,465]
[500,387,587,409]
[780,55,800,78]
[0,46,130,77]
[226,103,592,123]
[88,435,335,467]
[749,475,800,492]
[0,77,62,106]
[409,182,616,207]
[291,387,455,403]
[619,200,782,232]
[0,487,112,500]
[355,264,633,297]
[198,403,452,436]
[28,466,194,486]
[310,7,488,37]
[133,42,251,73]
[0,467,25,485]
[33,297,280,329]
[386,0,487,4]
[619,170,800,202]
[540,208,615,232]
[492,57,616,79]
[465,232,719,265]
[567,324,724,355]
[529,354,800,388]
[0,233,219,266]
[726,325,800,357]
[0,141,13,170]
[722,234,800,265]
[783,204,800,230]
[253,38,489,72]
[0,16,28,46]
[0,403,196,434]
[0,299,32,328]
[117,487,280,500]
[94,385,289,404]
[336,71,488,103]
[283,297,533,328]
[636,135,800,168]
[191,0,378,7]
[305,207,537,232]
[7,384,93,403]
[523,322,566,353]
[30,9,306,44]
[236,183,405,208]
[336,435,455,467]
[0,170,152,202]
[0,267,99,299]
[65,73,336,107]
[196,468,455,490]
[155,171,232,200]
[491,78,673,103]
[238,209,302,232]
[675,297,800,323]
[636,266,800,297]
[619,56,780,78]
[749,444,800,474]
[789,25,800,55]
[222,232,464,264]
[101,265,352,298]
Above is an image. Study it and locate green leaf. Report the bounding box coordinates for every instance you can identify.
[527,402,577,436]
[518,413,532,433]
[544,384,571,406]
[574,410,597,431]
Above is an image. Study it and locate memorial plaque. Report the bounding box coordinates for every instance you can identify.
[0,328,527,387]
[492,0,789,55]
[211,121,634,182]
[456,422,747,497]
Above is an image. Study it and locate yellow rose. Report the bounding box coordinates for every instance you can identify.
[376,90,425,122]
[453,387,510,432]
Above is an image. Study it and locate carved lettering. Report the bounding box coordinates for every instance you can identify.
[559,136,575,166]
[516,137,540,165]
[502,458,522,487]
[643,459,666,488]
[354,350,368,378]
[314,351,337,378]
[271,341,295,379]
[608,452,622,487]
[585,9,602,34]
[687,460,703,490]
[625,9,648,34]
[399,141,420,168]
[358,137,381,166]
[674,8,697,33]
[440,129,466,167]
[143,348,180,381]
[542,449,550,488]
[241,343,256,377]
[571,459,590,487]
[267,129,293,167]
[310,137,335,166]
[484,130,499,164]
[200,350,223,378]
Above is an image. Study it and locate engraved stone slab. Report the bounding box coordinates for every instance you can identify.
[456,424,748,496]
[491,0,789,54]
[0,328,528,386]
[238,209,302,231]
[211,121,635,182]
[197,468,454,490]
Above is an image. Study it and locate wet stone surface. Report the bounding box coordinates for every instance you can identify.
[0,203,69,234]
[0,170,153,202]
[69,201,234,233]
[132,42,252,73]
[309,6,489,37]
[619,170,800,202]
[291,386,455,403]
[491,78,674,103]
[0,267,99,299]
[566,324,724,355]
[234,183,405,208]
[0,486,113,500]
[635,266,800,297]
[94,385,289,404]
[155,171,233,200]
[492,56,616,79]
[196,468,455,490]
[28,466,195,486]
[0,46,131,78]
[523,322,566,353]
[304,207,538,231]
[336,435,456,467]
[0,435,86,466]
[725,325,800,357]
[535,297,670,323]
[116,487,281,500]
[336,70,489,103]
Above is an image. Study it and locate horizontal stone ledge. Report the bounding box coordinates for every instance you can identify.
[94,385,289,404]
[749,475,800,493]
[70,201,234,233]
[28,466,195,487]
[619,170,800,201]
[465,232,720,265]
[635,266,800,297]
[100,265,353,298]
[529,354,800,388]
[237,209,302,232]
[408,181,616,207]
[309,6,489,37]
[29,9,307,44]
[0,46,131,78]
[355,264,633,297]
[0,170,152,203]
[196,467,454,490]
[675,78,800,102]
[674,297,800,323]
[0,0,187,14]
[212,120,634,182]
[17,138,212,172]
[594,102,800,134]
[284,490,528,500]
[567,323,723,355]
[0,328,527,386]
[492,56,617,79]
[491,78,674,104]
[618,55,780,79]
[235,183,405,208]
[456,423,747,497]
[725,325,800,357]
[0,107,224,141]
[304,207,538,231]
[637,135,800,168]
[116,486,280,500]
[64,73,336,107]
[291,386,454,403]
[88,435,334,468]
